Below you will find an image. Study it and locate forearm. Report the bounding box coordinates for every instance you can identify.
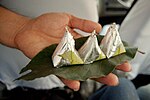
[0,6,30,48]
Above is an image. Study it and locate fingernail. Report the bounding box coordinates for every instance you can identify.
[73,88,79,91]
[73,81,80,91]
[116,81,119,86]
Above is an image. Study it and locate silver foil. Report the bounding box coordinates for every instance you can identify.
[52,26,83,68]
[100,23,126,58]
[78,30,105,64]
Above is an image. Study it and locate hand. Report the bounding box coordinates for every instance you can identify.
[14,13,101,58]
[14,13,131,91]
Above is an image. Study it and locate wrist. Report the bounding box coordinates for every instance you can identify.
[0,7,30,48]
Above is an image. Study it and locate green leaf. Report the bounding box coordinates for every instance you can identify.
[16,35,138,81]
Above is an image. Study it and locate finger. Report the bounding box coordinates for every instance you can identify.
[68,15,102,33]
[59,77,80,91]
[92,73,119,86]
[116,61,132,72]
[67,28,82,39]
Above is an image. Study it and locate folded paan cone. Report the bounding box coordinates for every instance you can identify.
[52,26,83,68]
[78,30,105,64]
[100,23,126,58]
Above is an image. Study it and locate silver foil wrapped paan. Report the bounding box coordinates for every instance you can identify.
[100,23,126,58]
[78,30,105,64]
[52,26,83,68]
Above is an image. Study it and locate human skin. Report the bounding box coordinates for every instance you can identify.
[0,7,131,91]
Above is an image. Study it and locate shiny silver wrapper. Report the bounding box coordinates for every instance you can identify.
[52,26,83,68]
[78,30,105,64]
[100,23,126,58]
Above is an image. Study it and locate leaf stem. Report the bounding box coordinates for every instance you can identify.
[137,50,145,54]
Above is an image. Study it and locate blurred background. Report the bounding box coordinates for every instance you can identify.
[98,0,135,26]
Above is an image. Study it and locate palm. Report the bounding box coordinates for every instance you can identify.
[15,13,80,58]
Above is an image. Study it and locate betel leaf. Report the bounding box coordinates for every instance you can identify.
[16,35,138,81]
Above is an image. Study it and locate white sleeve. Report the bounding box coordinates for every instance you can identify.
[119,0,150,79]
[0,0,98,22]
